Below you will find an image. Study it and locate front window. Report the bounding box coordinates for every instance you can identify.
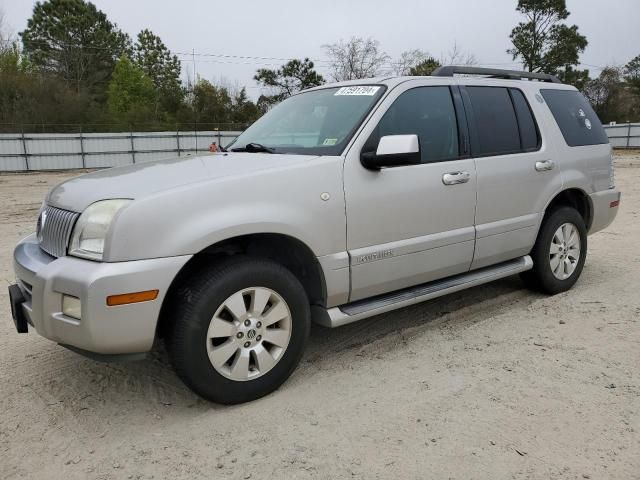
[228,85,386,155]
[363,86,460,163]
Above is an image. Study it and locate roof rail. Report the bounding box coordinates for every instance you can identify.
[431,66,562,84]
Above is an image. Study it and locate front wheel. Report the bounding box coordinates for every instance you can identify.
[165,257,310,404]
[521,206,588,295]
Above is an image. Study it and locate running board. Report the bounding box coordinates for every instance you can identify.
[317,256,533,328]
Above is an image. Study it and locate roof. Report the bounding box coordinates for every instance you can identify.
[302,67,574,94]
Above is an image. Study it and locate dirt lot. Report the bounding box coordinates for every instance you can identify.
[1,152,639,480]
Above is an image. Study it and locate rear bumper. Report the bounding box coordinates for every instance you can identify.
[12,234,191,355]
[589,189,621,234]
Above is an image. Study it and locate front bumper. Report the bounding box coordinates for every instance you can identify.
[12,234,191,355]
[589,189,621,234]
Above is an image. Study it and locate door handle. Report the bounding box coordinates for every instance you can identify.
[535,160,554,172]
[442,171,471,185]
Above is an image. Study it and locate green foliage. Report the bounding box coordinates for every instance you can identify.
[583,67,622,121]
[508,2,638,120]
[556,65,590,91]
[3,0,264,131]
[107,56,156,123]
[624,55,640,97]
[20,0,130,94]
[508,0,587,78]
[133,29,183,114]
[408,57,442,76]
[190,79,233,123]
[0,66,103,128]
[584,66,640,122]
[393,49,428,76]
[254,58,324,106]
[231,87,261,126]
[0,43,27,74]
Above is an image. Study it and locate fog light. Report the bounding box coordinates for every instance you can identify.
[62,295,81,319]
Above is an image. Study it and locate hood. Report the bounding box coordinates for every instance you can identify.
[47,153,311,212]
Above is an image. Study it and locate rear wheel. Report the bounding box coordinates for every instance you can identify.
[521,206,587,294]
[165,256,310,404]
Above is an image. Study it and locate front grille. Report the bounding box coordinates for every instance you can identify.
[36,205,80,258]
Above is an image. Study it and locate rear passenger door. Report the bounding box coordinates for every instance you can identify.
[461,85,563,269]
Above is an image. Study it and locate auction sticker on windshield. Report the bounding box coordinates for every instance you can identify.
[334,86,381,96]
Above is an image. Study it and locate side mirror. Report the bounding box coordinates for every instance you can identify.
[360,134,421,170]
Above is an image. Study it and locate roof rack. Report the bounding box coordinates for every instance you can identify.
[431,66,561,84]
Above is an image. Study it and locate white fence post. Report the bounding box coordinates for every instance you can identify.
[79,126,86,168]
[176,124,181,156]
[130,127,136,164]
[21,128,29,171]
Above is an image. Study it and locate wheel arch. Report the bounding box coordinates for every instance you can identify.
[543,188,593,232]
[156,233,327,338]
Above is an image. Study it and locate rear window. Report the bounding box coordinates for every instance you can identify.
[540,89,609,147]
[466,86,521,156]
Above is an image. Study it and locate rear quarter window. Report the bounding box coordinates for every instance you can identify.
[509,88,540,151]
[540,89,609,147]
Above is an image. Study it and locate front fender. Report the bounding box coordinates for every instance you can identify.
[106,158,346,262]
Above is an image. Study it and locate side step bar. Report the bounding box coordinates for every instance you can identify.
[316,256,533,328]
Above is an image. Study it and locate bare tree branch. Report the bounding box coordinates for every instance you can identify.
[322,37,389,81]
[392,49,430,76]
[0,7,15,50]
[443,42,477,66]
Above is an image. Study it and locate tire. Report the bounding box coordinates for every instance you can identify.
[165,256,310,404]
[521,206,587,295]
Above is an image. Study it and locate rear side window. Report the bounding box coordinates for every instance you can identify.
[540,89,609,147]
[466,87,521,156]
[509,88,540,151]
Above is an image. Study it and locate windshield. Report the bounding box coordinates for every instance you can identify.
[228,85,386,155]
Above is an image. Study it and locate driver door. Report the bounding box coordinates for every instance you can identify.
[344,82,477,301]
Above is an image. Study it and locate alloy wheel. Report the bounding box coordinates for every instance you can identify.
[205,287,292,381]
[549,222,581,280]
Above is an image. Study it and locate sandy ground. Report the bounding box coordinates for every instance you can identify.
[1,153,639,480]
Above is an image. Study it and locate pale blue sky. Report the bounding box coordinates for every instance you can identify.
[2,0,639,98]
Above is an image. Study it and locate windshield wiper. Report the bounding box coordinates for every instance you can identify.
[230,142,276,153]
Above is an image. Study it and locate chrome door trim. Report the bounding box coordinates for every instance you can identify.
[442,171,471,185]
[535,160,555,171]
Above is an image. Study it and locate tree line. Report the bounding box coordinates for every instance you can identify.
[507,0,639,123]
[0,0,638,134]
[0,0,261,132]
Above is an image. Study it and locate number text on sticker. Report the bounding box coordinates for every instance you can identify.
[334,86,381,96]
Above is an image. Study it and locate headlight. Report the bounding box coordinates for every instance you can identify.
[69,199,131,260]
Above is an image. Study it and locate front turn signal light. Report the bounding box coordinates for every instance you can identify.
[106,290,159,307]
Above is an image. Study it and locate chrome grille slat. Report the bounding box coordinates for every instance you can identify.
[51,208,61,250]
[37,205,80,258]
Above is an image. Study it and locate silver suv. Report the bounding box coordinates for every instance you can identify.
[9,67,621,404]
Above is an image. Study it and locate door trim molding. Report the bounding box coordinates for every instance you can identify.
[349,226,475,266]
